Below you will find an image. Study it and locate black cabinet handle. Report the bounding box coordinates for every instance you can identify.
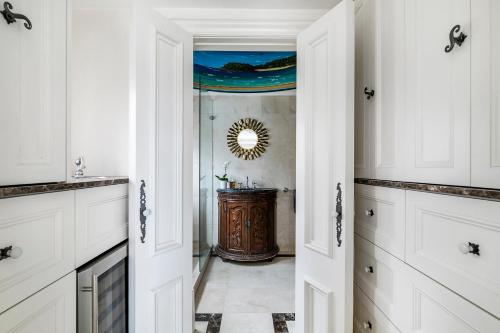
[1,2,32,30]
[445,24,467,53]
[364,87,375,100]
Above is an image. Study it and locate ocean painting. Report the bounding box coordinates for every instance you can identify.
[194,51,296,93]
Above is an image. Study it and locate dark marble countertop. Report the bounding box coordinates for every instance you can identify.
[355,178,500,202]
[217,188,279,193]
[0,177,129,199]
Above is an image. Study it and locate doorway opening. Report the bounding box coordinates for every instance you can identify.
[192,50,297,333]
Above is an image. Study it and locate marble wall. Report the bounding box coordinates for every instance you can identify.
[207,93,296,254]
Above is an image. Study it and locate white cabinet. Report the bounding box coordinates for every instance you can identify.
[471,0,500,188]
[0,192,75,313]
[75,184,128,266]
[355,0,493,187]
[0,272,76,333]
[354,284,401,333]
[0,0,67,186]
[405,0,470,186]
[406,190,500,318]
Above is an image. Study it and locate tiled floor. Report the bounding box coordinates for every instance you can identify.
[195,257,295,333]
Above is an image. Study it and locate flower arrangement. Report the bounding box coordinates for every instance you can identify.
[215,161,231,181]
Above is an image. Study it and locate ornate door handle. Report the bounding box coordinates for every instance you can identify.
[444,24,467,53]
[336,183,343,247]
[246,220,251,229]
[139,180,148,243]
[364,87,375,100]
[1,2,32,30]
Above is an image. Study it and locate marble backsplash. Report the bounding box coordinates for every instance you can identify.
[207,93,296,254]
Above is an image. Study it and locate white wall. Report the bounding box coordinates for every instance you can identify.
[69,8,130,178]
[209,93,296,254]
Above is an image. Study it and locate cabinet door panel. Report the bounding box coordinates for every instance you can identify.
[0,272,76,333]
[226,203,247,253]
[248,201,270,254]
[0,0,67,185]
[372,0,406,180]
[354,0,374,178]
[471,0,500,188]
[405,0,470,185]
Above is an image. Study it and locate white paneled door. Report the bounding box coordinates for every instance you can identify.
[129,4,193,333]
[296,1,355,332]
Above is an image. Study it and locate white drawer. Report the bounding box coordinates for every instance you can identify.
[404,261,500,333]
[354,284,401,333]
[355,184,406,259]
[75,184,128,266]
[0,271,76,332]
[406,191,500,318]
[0,192,75,313]
[354,235,409,329]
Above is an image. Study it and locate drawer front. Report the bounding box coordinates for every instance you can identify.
[0,271,76,332]
[355,184,406,259]
[0,192,75,313]
[406,191,500,318]
[405,263,500,333]
[354,235,409,329]
[75,184,128,266]
[354,284,401,333]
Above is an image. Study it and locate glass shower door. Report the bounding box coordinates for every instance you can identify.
[198,86,214,273]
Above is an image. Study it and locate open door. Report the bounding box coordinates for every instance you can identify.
[129,4,193,333]
[296,1,355,332]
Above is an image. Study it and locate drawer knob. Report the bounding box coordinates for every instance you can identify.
[365,209,374,217]
[0,246,23,261]
[364,265,374,274]
[363,321,373,330]
[459,242,480,256]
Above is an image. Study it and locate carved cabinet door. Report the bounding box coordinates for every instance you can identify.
[248,201,270,254]
[226,202,248,253]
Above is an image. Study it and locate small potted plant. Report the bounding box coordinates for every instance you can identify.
[215,161,231,189]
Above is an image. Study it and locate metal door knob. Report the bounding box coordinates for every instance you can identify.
[142,209,152,217]
[459,242,480,256]
[0,246,22,261]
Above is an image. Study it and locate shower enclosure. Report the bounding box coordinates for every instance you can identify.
[193,78,214,284]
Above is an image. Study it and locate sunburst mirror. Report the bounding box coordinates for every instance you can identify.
[227,118,269,160]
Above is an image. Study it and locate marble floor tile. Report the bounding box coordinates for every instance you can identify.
[195,321,209,333]
[287,321,295,333]
[196,288,227,313]
[219,313,275,333]
[224,288,294,314]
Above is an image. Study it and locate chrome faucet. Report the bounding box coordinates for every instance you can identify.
[74,156,86,178]
[246,176,249,189]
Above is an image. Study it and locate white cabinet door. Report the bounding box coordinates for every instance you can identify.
[471,0,500,188]
[405,0,470,186]
[371,0,406,181]
[75,184,128,267]
[0,272,76,333]
[0,191,75,313]
[296,1,355,332]
[0,0,67,186]
[354,0,374,179]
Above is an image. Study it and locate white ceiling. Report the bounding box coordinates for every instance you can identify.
[151,0,339,10]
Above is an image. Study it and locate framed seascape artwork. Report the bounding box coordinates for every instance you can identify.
[194,51,296,93]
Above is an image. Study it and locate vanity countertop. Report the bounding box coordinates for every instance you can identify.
[0,177,129,199]
[217,188,279,194]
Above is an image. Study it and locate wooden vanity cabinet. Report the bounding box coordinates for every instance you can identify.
[216,189,279,262]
